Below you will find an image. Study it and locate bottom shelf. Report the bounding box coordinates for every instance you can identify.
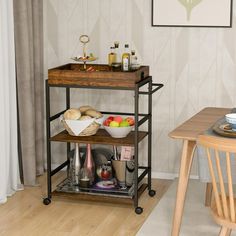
[52,178,147,205]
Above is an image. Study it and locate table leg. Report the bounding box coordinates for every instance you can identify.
[171,140,196,236]
[205,183,213,207]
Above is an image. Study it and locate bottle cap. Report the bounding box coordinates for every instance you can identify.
[114,41,119,48]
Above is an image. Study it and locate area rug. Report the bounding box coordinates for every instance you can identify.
[137,179,236,236]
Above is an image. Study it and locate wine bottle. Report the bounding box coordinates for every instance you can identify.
[81,144,95,185]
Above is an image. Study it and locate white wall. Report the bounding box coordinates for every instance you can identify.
[44,0,236,178]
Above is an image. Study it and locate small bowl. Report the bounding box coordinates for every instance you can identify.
[104,125,133,138]
[225,113,236,130]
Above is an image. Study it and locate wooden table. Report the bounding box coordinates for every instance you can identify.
[169,107,231,236]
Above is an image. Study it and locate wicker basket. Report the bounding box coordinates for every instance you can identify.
[61,118,101,136]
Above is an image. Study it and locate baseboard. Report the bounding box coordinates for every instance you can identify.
[151,171,177,180]
[151,171,199,180]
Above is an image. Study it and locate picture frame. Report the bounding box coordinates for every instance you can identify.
[152,0,233,28]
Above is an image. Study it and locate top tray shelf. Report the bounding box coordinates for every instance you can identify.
[48,63,149,89]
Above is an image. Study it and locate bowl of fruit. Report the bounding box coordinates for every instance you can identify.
[103,116,134,138]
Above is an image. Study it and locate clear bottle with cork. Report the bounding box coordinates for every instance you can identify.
[108,46,117,66]
[68,143,81,187]
[74,143,81,185]
[130,50,140,70]
[122,44,130,71]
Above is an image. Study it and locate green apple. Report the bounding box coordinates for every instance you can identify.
[119,120,130,127]
[109,121,119,127]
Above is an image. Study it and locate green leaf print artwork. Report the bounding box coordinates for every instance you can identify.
[178,0,203,21]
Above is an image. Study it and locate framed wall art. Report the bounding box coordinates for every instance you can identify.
[152,0,233,27]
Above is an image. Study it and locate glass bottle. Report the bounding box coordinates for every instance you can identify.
[130,50,139,70]
[81,144,95,185]
[122,44,130,71]
[74,143,81,185]
[108,47,117,66]
[114,41,120,63]
[68,143,81,186]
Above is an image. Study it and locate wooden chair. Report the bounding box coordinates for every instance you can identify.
[198,134,236,236]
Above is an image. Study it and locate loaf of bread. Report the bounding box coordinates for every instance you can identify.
[64,108,81,120]
[79,105,93,114]
[85,109,103,118]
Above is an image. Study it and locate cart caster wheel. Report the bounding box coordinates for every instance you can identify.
[43,198,51,205]
[135,207,143,214]
[149,189,156,197]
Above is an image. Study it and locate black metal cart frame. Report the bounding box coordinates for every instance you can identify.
[44,75,163,214]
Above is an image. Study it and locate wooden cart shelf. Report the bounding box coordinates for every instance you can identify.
[50,129,148,146]
[48,63,149,88]
[52,178,148,205]
[52,183,148,205]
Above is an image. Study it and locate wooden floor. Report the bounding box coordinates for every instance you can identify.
[0,173,172,236]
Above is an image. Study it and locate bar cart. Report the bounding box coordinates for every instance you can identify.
[43,63,163,214]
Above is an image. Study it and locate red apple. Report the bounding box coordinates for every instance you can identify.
[103,116,114,126]
[113,116,123,124]
[107,116,114,121]
[103,119,111,126]
[126,117,135,126]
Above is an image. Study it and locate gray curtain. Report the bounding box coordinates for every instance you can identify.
[13,0,44,185]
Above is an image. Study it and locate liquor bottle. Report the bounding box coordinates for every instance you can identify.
[130,50,140,70]
[81,144,95,185]
[108,47,117,66]
[114,41,120,63]
[122,44,130,71]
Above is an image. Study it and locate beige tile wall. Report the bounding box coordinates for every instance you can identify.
[44,0,236,177]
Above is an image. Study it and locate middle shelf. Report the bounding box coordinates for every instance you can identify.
[50,129,148,146]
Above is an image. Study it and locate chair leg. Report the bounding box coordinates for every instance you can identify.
[205,182,213,207]
[219,226,231,236]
